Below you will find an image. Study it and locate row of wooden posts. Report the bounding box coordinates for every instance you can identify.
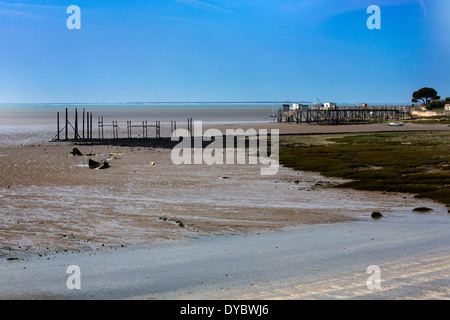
[53,108,194,141]
[54,108,93,141]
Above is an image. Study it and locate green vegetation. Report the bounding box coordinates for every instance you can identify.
[412,87,440,105]
[407,115,450,125]
[411,87,449,110]
[426,97,450,110]
[279,132,450,208]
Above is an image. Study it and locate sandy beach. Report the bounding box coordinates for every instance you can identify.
[2,213,448,300]
[0,121,449,299]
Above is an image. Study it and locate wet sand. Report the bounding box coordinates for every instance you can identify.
[0,211,449,300]
[0,142,345,255]
[0,122,449,299]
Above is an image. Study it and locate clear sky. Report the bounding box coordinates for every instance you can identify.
[0,0,448,104]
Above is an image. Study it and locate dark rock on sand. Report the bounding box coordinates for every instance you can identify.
[158,216,184,227]
[88,159,101,169]
[413,207,433,213]
[98,162,110,169]
[371,212,383,219]
[88,159,110,169]
[70,148,83,156]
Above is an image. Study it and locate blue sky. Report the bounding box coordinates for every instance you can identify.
[0,0,448,104]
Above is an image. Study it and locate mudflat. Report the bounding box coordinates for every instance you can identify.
[1,122,448,257]
[0,122,449,300]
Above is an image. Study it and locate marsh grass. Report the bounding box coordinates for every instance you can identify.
[280,131,450,208]
[407,116,450,125]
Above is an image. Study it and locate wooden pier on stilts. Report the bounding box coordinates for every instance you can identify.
[51,108,196,147]
[277,106,411,125]
[51,106,412,147]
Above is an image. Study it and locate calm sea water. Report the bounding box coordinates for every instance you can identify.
[0,103,280,125]
[0,103,281,145]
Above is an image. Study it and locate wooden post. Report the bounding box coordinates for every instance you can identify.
[65,108,68,140]
[74,108,78,140]
[157,121,160,138]
[56,112,60,140]
[82,108,85,139]
[90,113,93,139]
[98,116,104,139]
[145,121,148,138]
[86,112,90,139]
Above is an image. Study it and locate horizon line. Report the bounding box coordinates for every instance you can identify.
[0,100,411,105]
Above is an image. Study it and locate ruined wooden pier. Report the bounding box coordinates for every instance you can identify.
[52,108,194,142]
[277,106,411,124]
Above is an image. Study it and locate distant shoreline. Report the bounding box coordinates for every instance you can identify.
[0,101,413,107]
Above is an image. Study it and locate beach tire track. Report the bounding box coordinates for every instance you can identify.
[230,252,450,300]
